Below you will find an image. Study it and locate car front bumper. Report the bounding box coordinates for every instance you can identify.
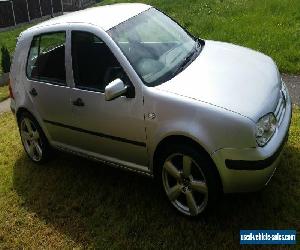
[211,94,292,193]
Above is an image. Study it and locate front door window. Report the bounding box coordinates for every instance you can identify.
[71,31,127,92]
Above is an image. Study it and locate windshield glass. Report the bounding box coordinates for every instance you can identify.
[108,8,200,87]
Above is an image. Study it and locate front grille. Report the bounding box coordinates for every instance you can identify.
[274,89,286,126]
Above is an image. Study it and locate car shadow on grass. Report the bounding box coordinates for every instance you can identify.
[12,145,299,249]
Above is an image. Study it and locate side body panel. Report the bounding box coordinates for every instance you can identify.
[143,87,256,172]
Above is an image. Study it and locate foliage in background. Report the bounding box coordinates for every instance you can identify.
[0,23,33,75]
[1,46,11,73]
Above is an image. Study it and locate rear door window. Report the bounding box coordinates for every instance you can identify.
[26,32,66,85]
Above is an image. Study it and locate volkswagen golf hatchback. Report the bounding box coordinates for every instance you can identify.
[10,3,292,217]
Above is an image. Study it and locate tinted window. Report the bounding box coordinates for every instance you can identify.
[71,31,126,92]
[26,32,66,84]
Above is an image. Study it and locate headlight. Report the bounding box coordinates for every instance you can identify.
[255,113,277,147]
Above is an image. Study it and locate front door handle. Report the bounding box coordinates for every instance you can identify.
[72,98,85,107]
[29,88,38,97]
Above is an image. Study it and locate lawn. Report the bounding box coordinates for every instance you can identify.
[0,108,299,249]
[0,85,9,102]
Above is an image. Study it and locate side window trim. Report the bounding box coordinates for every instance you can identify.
[26,31,67,86]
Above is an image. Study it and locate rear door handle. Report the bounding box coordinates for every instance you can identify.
[29,88,38,97]
[72,98,85,107]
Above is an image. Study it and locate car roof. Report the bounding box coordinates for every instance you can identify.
[28,3,151,32]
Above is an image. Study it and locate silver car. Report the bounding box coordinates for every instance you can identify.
[10,3,292,217]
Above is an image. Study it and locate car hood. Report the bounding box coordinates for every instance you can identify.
[155,40,281,121]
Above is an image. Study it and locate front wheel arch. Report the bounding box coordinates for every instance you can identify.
[153,135,223,193]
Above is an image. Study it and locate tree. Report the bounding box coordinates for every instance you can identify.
[1,46,11,73]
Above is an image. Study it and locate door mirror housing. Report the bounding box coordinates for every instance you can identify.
[105,79,128,101]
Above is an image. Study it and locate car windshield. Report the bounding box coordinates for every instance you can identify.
[108,8,201,87]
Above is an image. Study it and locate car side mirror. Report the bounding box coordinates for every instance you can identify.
[105,78,128,101]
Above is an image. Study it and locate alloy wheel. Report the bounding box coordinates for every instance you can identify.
[20,117,43,162]
[162,153,208,216]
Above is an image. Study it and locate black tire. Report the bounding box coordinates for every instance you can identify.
[156,143,221,217]
[18,112,52,164]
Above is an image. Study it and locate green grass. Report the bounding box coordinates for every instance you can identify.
[0,108,299,249]
[0,85,9,102]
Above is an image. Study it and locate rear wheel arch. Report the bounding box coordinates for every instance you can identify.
[17,108,52,163]
[16,107,50,142]
[16,107,35,124]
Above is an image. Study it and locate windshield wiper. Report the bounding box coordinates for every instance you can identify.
[172,41,200,77]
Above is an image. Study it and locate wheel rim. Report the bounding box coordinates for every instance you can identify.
[20,118,43,162]
[162,153,208,216]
